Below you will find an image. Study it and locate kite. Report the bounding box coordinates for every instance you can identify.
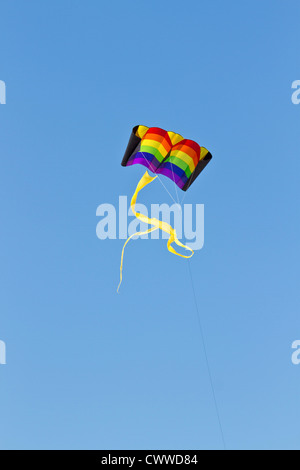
[118,125,212,291]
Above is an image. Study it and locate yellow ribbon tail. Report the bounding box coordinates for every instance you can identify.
[117,171,194,292]
[117,226,158,293]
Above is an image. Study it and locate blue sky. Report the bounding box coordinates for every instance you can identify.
[0,0,300,450]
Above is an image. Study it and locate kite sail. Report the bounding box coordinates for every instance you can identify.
[122,125,212,191]
[118,125,212,291]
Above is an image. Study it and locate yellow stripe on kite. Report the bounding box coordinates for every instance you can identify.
[167,131,184,146]
[200,147,209,160]
[169,150,195,172]
[141,138,164,150]
[136,125,149,139]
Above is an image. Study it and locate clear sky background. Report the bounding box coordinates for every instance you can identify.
[0,0,299,450]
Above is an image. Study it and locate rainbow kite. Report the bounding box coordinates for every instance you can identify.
[122,125,212,190]
[118,125,212,291]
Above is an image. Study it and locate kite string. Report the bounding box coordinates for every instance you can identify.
[130,147,225,447]
[170,159,226,448]
[168,163,226,449]
[140,151,178,206]
[187,260,227,450]
[120,156,225,447]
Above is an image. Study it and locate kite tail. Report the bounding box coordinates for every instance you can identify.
[117,171,194,292]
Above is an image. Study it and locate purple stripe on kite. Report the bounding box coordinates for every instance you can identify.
[157,166,189,186]
[157,168,181,184]
[176,179,186,189]
[128,152,152,164]
[127,158,160,175]
[128,152,161,173]
[126,152,189,189]
[159,162,187,179]
[127,157,152,171]
[158,169,186,189]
